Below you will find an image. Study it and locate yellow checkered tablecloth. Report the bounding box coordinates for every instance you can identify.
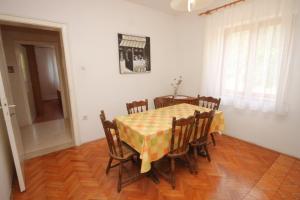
[115,103,225,173]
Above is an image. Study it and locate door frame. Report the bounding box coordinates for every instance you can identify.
[0,14,80,146]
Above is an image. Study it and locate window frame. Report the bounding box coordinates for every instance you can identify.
[220,17,282,101]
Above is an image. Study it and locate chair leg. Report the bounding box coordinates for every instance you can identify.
[211,133,216,146]
[117,161,123,193]
[170,158,176,189]
[184,154,195,174]
[197,145,203,154]
[204,144,211,162]
[193,147,198,174]
[106,157,113,174]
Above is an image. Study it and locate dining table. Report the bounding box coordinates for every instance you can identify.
[115,103,225,173]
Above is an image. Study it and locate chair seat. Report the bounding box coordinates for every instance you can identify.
[190,138,207,146]
[167,146,190,158]
[120,142,137,159]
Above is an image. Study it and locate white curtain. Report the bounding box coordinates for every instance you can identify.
[35,47,60,100]
[201,0,298,113]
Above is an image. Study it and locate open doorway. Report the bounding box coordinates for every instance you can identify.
[0,24,74,159]
[26,45,63,123]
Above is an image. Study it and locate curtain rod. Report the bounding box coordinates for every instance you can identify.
[198,0,245,16]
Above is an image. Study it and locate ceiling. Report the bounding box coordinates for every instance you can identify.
[124,0,234,16]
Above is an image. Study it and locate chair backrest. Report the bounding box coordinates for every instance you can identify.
[154,97,199,109]
[100,110,124,158]
[160,99,177,107]
[170,115,195,156]
[126,99,148,114]
[154,97,165,109]
[154,97,174,109]
[171,98,200,106]
[192,110,215,143]
[188,98,200,106]
[197,95,221,110]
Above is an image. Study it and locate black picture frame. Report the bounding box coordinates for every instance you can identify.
[118,33,151,74]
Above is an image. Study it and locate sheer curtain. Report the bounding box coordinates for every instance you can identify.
[201,0,298,113]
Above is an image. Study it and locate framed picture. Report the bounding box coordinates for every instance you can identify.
[118,33,151,74]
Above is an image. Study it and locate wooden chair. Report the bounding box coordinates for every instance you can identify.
[154,97,166,109]
[197,95,221,110]
[171,98,200,106]
[100,110,142,192]
[154,97,199,109]
[126,99,148,114]
[190,110,215,173]
[154,98,176,109]
[156,115,196,189]
[197,95,221,146]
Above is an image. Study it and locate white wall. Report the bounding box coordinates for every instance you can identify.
[176,14,300,159]
[175,16,204,95]
[0,0,179,143]
[0,1,298,197]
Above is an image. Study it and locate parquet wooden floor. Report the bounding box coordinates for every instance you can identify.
[12,135,300,200]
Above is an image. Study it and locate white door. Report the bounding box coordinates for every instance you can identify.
[0,29,25,191]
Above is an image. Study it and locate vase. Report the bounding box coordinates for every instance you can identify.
[173,88,178,98]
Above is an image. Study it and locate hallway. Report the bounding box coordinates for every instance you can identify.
[21,119,73,159]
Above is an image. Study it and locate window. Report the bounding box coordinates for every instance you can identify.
[222,19,282,101]
[201,0,297,112]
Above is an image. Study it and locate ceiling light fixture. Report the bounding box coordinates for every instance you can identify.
[188,0,192,12]
[170,0,213,13]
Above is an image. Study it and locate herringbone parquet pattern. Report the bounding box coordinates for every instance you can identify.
[12,135,300,200]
